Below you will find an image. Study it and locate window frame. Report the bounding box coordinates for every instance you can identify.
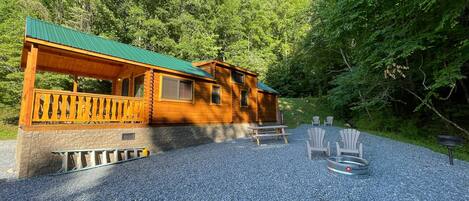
[210,84,222,105]
[231,70,245,84]
[133,73,145,97]
[240,89,249,107]
[159,75,194,103]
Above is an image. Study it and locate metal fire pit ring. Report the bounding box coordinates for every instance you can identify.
[327,156,369,176]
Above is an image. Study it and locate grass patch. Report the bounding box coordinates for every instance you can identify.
[279,97,342,127]
[279,97,469,161]
[361,128,469,161]
[0,123,17,140]
[0,107,18,140]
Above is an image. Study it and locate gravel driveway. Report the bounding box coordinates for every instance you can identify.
[1,125,468,200]
[0,140,16,181]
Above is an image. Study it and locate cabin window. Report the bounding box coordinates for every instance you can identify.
[161,76,193,101]
[241,89,248,107]
[211,85,221,105]
[232,71,245,84]
[121,78,130,96]
[133,74,144,97]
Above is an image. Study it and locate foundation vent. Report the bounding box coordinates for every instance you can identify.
[122,133,135,140]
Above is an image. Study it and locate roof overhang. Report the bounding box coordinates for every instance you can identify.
[257,89,279,95]
[193,60,258,76]
[23,37,215,82]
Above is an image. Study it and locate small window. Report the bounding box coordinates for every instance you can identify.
[134,74,144,97]
[241,90,248,107]
[161,76,193,101]
[211,85,221,104]
[121,78,129,96]
[232,71,245,84]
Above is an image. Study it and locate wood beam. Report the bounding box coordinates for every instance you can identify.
[19,44,38,126]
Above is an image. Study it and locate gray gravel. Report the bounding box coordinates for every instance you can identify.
[0,140,16,181]
[1,125,468,200]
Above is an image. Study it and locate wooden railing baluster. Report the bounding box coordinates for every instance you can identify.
[51,94,60,121]
[41,94,51,120]
[69,95,77,121]
[105,98,111,121]
[60,94,68,121]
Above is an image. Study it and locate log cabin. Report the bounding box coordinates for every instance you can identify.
[15,17,279,178]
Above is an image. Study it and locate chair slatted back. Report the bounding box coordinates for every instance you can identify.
[312,116,320,124]
[326,116,333,124]
[340,129,360,150]
[308,127,325,148]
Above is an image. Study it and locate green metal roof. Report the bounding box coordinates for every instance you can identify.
[257,82,278,94]
[25,17,213,79]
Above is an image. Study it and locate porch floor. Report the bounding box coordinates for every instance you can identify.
[1,125,469,200]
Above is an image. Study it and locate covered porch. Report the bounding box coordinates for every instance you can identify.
[19,42,152,128]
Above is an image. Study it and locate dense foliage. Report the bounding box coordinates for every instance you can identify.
[268,0,469,137]
[0,0,468,139]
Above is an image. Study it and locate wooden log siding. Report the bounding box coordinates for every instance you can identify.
[32,89,145,124]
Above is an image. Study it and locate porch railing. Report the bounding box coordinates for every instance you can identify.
[32,89,145,124]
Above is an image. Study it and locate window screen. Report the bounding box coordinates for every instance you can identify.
[162,77,179,99]
[232,71,244,84]
[211,85,221,104]
[179,80,193,100]
[121,78,129,96]
[134,75,144,97]
[241,90,248,107]
[161,76,193,101]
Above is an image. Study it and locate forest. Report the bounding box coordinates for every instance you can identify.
[0,0,468,150]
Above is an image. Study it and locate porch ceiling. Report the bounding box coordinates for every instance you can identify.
[21,43,131,80]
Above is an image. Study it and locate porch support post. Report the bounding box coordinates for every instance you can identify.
[19,44,38,126]
[73,75,78,92]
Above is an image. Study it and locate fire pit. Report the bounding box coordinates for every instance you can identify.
[437,135,463,165]
[327,156,369,176]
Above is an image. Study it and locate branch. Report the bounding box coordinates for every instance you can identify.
[327,68,348,74]
[405,88,469,137]
[437,84,456,100]
[339,48,353,71]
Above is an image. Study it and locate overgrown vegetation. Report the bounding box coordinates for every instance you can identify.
[270,0,469,141]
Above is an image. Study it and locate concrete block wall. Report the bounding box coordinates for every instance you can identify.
[15,123,252,178]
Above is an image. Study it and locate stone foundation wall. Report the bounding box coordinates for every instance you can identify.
[15,123,253,178]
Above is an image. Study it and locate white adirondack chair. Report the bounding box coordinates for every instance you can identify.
[324,116,333,126]
[336,129,363,158]
[312,116,320,126]
[306,127,330,159]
